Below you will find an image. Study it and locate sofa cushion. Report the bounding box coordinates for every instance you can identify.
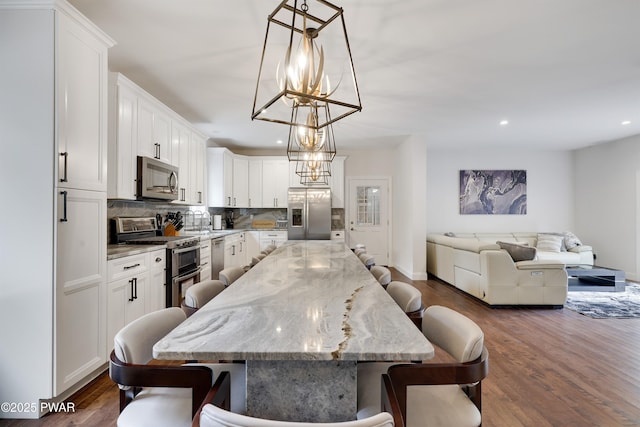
[536,233,564,252]
[563,231,582,250]
[497,241,537,262]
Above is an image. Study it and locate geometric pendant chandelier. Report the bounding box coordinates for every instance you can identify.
[251,0,362,130]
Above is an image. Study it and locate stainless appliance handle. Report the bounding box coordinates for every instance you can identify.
[168,171,178,194]
[175,267,202,282]
[172,245,197,255]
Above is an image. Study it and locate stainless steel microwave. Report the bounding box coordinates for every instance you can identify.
[136,156,179,201]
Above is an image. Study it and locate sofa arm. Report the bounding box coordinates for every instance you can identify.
[515,260,565,270]
[568,245,592,253]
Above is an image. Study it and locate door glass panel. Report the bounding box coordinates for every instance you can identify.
[356,186,380,226]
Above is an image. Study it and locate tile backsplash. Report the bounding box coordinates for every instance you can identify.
[107,200,345,234]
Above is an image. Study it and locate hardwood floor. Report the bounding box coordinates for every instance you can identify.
[3,270,640,426]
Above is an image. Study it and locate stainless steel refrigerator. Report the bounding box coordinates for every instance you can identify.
[287,188,331,240]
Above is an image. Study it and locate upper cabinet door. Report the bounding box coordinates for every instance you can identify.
[233,157,249,208]
[248,159,263,208]
[56,12,108,192]
[262,159,289,208]
[191,133,206,205]
[137,98,171,164]
[171,121,191,204]
[107,77,137,199]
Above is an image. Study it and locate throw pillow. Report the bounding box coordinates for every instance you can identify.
[563,231,582,250]
[497,241,537,262]
[536,233,564,253]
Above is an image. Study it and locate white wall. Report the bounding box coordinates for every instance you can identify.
[426,149,574,234]
[0,8,55,416]
[392,137,428,280]
[574,135,640,280]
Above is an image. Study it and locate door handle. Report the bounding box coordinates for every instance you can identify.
[60,191,68,222]
[59,152,68,182]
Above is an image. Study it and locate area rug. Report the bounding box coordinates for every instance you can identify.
[565,283,640,318]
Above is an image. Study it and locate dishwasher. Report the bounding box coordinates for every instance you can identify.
[210,237,225,281]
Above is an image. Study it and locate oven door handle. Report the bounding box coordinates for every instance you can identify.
[175,267,202,282]
[172,245,199,255]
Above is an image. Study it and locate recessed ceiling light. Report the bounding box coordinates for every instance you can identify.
[276,139,283,144]
[622,120,631,125]
[499,120,509,126]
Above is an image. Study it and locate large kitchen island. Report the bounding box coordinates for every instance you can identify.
[153,240,434,422]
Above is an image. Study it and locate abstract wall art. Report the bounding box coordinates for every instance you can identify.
[459,170,527,215]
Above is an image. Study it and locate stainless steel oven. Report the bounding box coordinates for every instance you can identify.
[168,241,201,308]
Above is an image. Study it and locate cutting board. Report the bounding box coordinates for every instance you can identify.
[251,219,276,229]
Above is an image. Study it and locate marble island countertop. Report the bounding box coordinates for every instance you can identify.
[153,240,434,362]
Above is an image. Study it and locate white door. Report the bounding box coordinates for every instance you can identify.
[347,178,390,265]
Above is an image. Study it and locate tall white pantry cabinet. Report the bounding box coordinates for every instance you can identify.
[0,1,114,419]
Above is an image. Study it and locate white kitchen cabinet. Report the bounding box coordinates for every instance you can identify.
[260,230,288,251]
[147,249,166,312]
[109,73,207,204]
[171,120,192,203]
[233,156,249,207]
[106,253,149,355]
[262,158,289,208]
[224,232,247,268]
[331,230,346,242]
[248,159,263,208]
[208,147,232,207]
[191,133,206,205]
[208,148,249,208]
[56,10,108,193]
[200,239,212,281]
[107,73,137,199]
[137,97,172,164]
[1,3,114,414]
[56,188,107,395]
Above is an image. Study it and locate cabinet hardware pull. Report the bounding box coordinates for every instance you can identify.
[198,191,202,204]
[60,191,68,222]
[59,152,68,182]
[227,196,231,206]
[124,263,141,270]
[133,277,138,300]
[232,244,236,256]
[233,197,236,206]
[154,143,160,159]
[128,278,135,302]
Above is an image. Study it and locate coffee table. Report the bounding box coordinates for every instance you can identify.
[566,265,626,292]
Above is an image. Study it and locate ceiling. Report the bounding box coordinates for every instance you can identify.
[69,0,640,152]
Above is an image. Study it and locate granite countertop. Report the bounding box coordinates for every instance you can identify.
[154,240,434,362]
[107,244,167,260]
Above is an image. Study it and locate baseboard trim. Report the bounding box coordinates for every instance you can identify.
[394,265,428,281]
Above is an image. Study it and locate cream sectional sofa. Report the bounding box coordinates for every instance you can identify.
[426,232,594,307]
